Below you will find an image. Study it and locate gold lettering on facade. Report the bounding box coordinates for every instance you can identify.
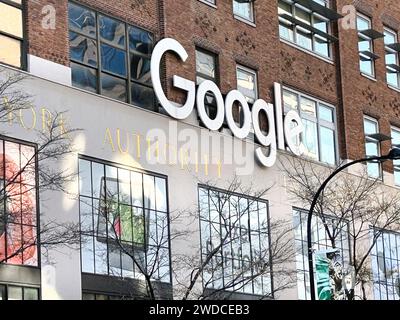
[103,128,115,152]
[117,129,129,154]
[19,106,36,130]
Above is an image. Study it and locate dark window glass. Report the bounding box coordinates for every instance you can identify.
[101,73,127,102]
[101,43,127,77]
[8,286,23,300]
[68,2,96,37]
[23,287,39,300]
[71,62,97,93]
[0,285,5,300]
[130,54,151,84]
[99,15,126,48]
[129,26,153,55]
[68,3,155,110]
[131,83,155,110]
[69,31,98,67]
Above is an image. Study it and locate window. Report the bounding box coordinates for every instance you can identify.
[0,284,39,300]
[283,88,338,165]
[78,157,171,283]
[293,209,350,300]
[200,0,216,5]
[0,0,25,68]
[68,2,155,110]
[384,28,400,88]
[0,138,38,266]
[198,186,272,297]
[233,0,254,23]
[236,65,257,104]
[278,0,334,58]
[357,14,376,77]
[196,48,219,121]
[363,116,381,179]
[82,292,133,300]
[392,127,400,186]
[371,229,400,300]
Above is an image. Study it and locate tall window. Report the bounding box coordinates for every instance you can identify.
[0,0,25,68]
[357,14,376,77]
[236,65,257,104]
[293,209,350,300]
[233,0,254,23]
[384,28,400,89]
[363,116,381,179]
[68,2,155,110]
[283,88,338,165]
[79,157,171,283]
[278,0,334,58]
[196,48,219,121]
[0,284,39,300]
[198,186,272,297]
[391,127,400,186]
[0,138,38,267]
[371,229,400,300]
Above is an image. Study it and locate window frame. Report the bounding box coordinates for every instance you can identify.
[370,227,400,300]
[282,87,339,165]
[232,0,255,24]
[0,283,40,300]
[0,135,40,268]
[384,27,400,89]
[78,155,172,284]
[195,47,219,85]
[278,0,333,60]
[363,115,383,180]
[357,13,376,78]
[0,0,27,70]
[391,125,400,186]
[68,1,155,110]
[198,185,273,298]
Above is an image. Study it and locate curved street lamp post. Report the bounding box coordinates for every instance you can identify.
[307,148,400,300]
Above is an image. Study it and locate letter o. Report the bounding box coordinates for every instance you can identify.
[196,80,225,131]
[225,90,251,139]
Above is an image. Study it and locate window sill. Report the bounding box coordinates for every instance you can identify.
[197,0,217,9]
[280,38,334,65]
[360,72,377,82]
[388,84,400,93]
[233,15,256,28]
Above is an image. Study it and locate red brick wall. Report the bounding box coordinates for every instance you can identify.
[337,0,400,172]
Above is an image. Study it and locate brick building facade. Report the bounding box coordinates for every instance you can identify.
[0,0,400,300]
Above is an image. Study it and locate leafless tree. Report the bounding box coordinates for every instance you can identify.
[172,178,296,300]
[0,69,81,267]
[281,155,400,300]
[81,176,296,300]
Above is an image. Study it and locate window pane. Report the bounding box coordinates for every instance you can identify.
[71,62,97,93]
[68,2,96,37]
[364,118,378,135]
[237,67,257,103]
[0,35,21,68]
[99,15,126,47]
[314,35,329,57]
[0,2,22,38]
[233,1,253,21]
[296,8,311,25]
[131,83,155,110]
[283,90,298,111]
[302,119,319,160]
[296,27,312,50]
[300,97,317,117]
[196,50,216,81]
[0,285,5,300]
[101,73,127,102]
[279,21,294,41]
[69,31,98,67]
[357,16,370,30]
[130,54,151,84]
[101,43,127,77]
[320,127,336,165]
[24,288,39,300]
[8,286,23,300]
[319,104,334,122]
[129,27,153,55]
[155,177,167,212]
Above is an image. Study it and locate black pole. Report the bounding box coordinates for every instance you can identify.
[307,155,387,300]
